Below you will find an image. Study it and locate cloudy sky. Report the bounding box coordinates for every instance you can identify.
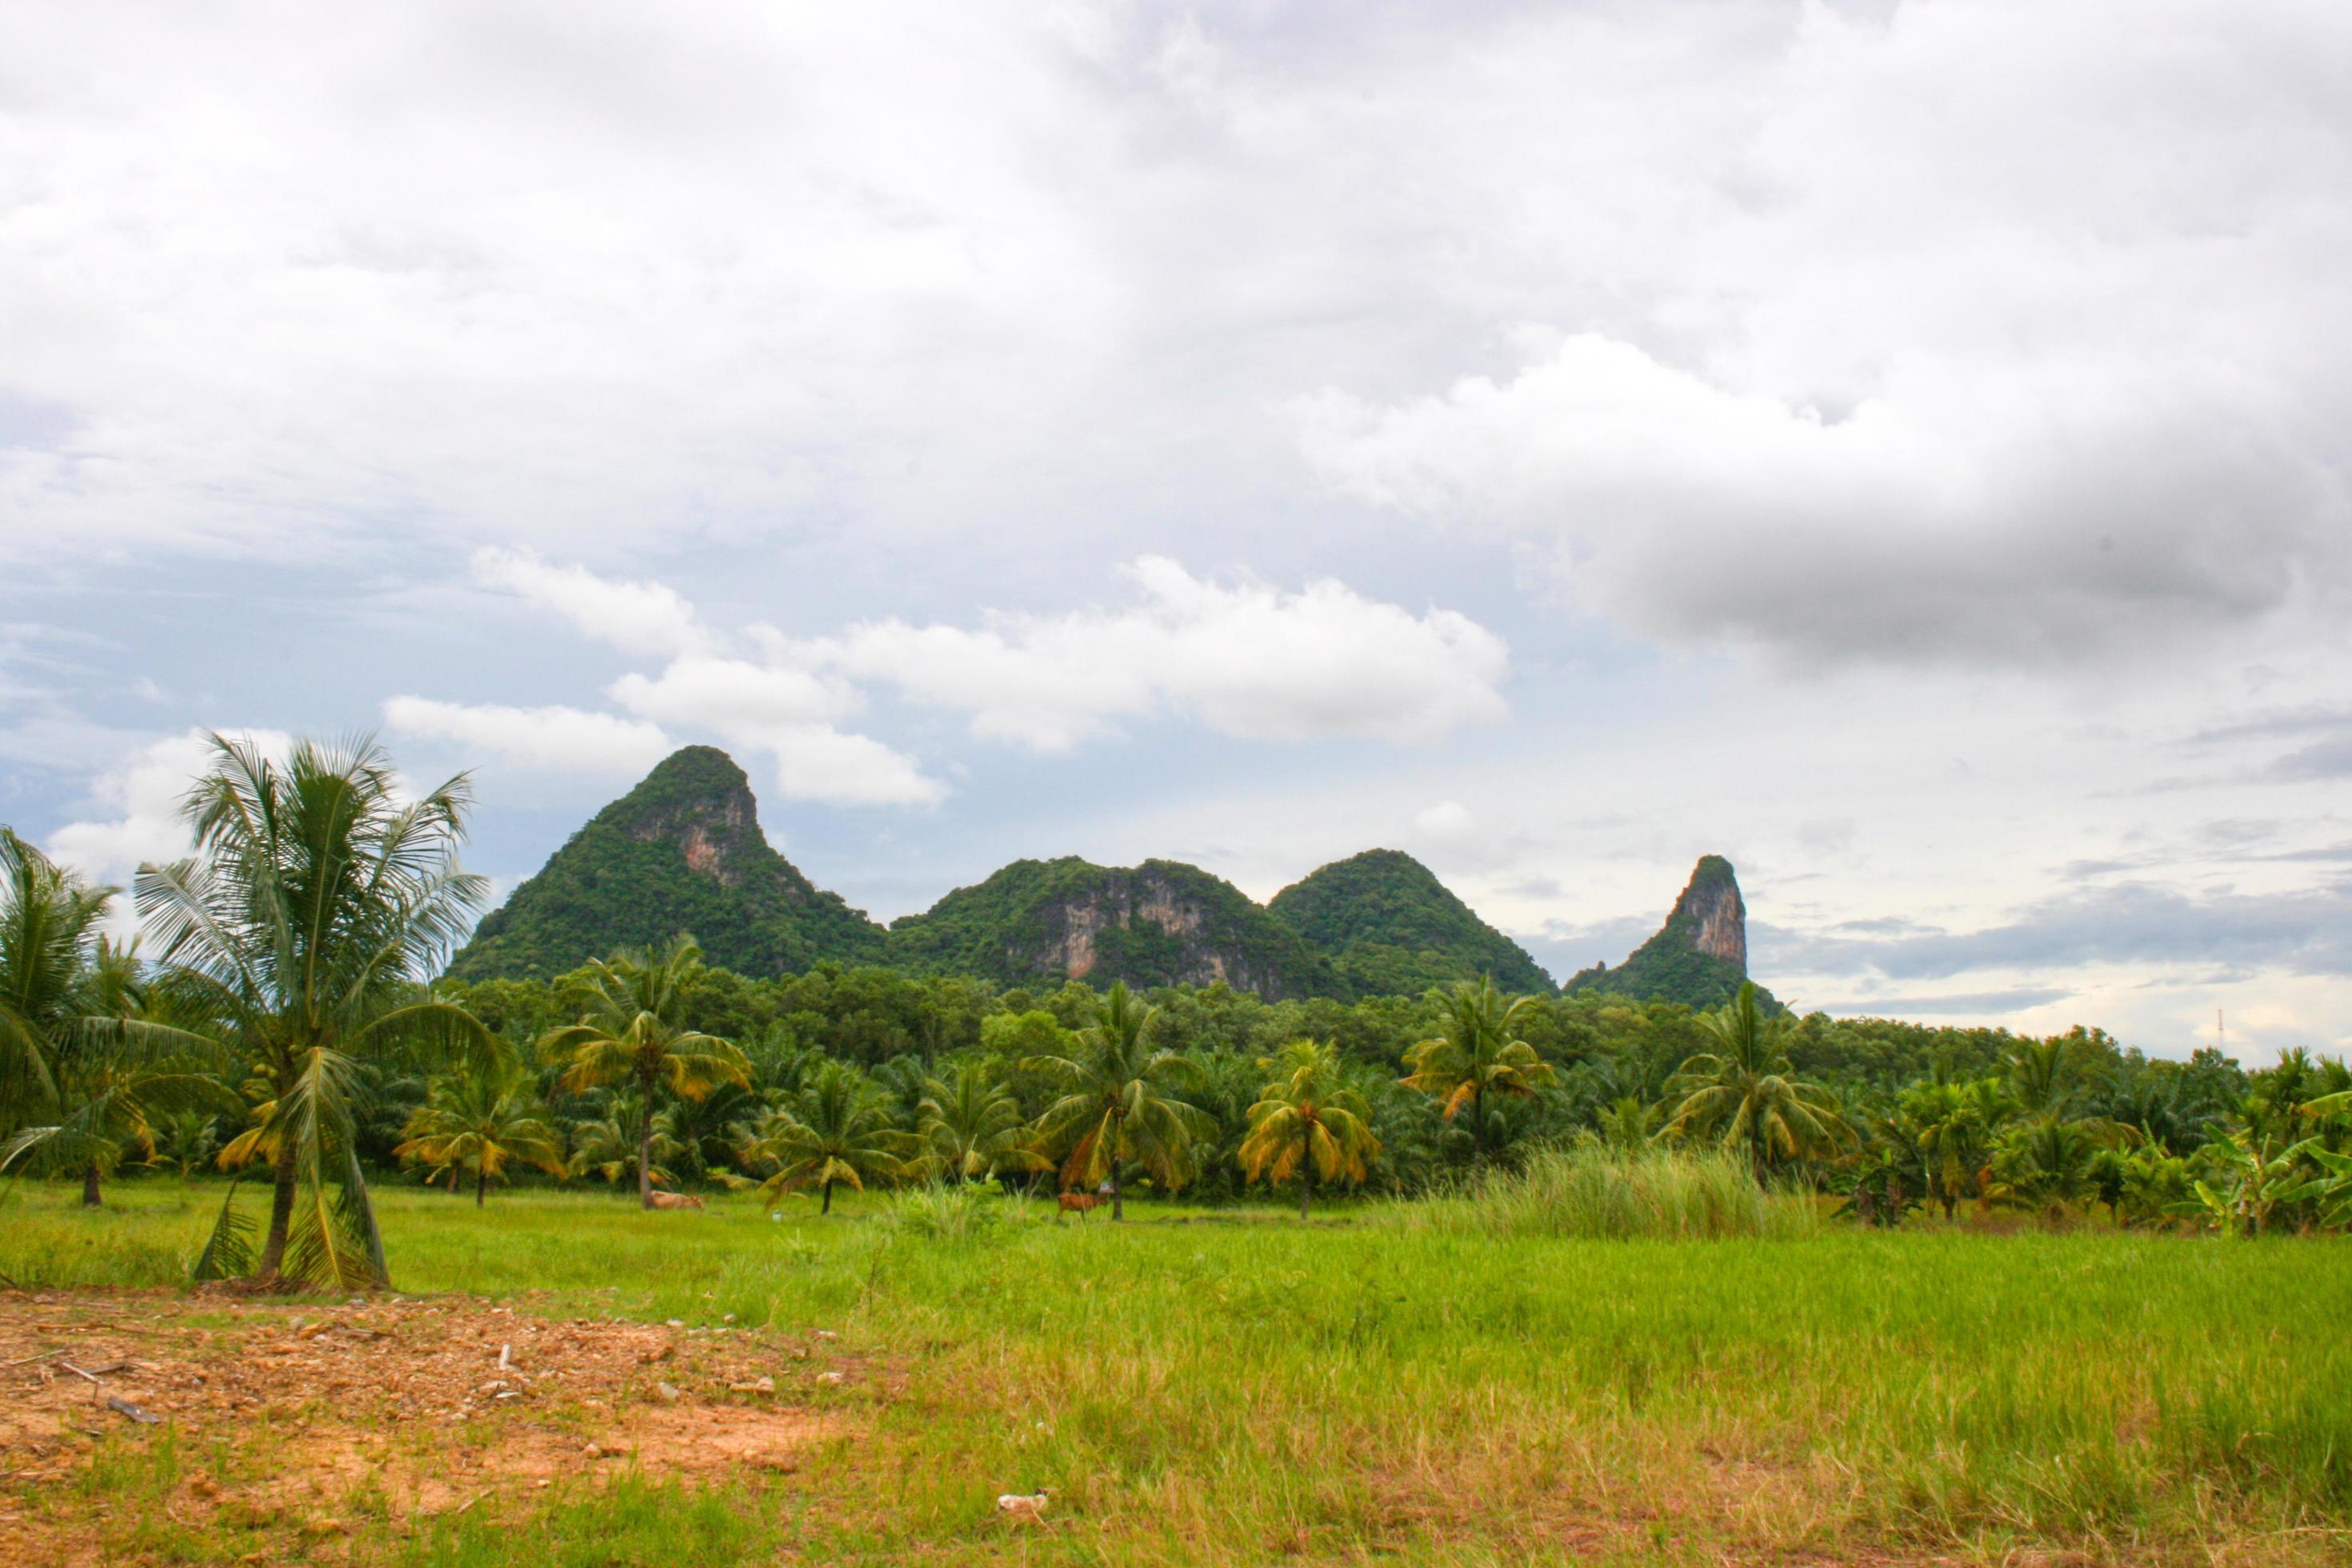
[4,0,2348,1062]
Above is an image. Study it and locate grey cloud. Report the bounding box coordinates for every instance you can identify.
[1810,986,2076,1017]
[1755,878,2352,982]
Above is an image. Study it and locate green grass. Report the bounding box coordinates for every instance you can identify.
[6,1178,2352,1564]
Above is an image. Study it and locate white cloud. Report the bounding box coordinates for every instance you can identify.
[606,654,939,806]
[813,557,1510,751]
[609,656,853,732]
[46,727,293,899]
[471,548,711,659]
[382,696,673,774]
[764,724,945,808]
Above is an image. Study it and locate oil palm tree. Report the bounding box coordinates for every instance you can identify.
[136,736,501,1289]
[1022,980,1214,1220]
[394,1059,566,1206]
[1237,1039,1381,1218]
[0,838,236,1204]
[1665,982,1845,1182]
[742,1061,916,1214]
[918,1059,1046,1184]
[538,936,749,1208]
[1398,977,1554,1158]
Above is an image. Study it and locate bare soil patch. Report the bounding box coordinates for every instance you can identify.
[0,1288,852,1560]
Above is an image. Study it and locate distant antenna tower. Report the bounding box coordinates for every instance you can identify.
[2217,1009,2226,1054]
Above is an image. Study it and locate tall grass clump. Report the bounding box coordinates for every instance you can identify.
[883,1180,1009,1242]
[1448,1143,1817,1239]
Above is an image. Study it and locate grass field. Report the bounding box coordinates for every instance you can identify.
[4,1180,2350,1566]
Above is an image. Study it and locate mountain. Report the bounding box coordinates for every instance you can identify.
[1563,854,1779,1012]
[1267,849,1553,997]
[885,857,1347,999]
[446,746,887,982]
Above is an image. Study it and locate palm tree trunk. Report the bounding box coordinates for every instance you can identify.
[821,1178,834,1215]
[256,1136,301,1282]
[1299,1162,1313,1221]
[476,1165,487,1208]
[1109,1160,1123,1222]
[636,1075,654,1211]
[1473,1083,1486,1157]
[82,1162,102,1208]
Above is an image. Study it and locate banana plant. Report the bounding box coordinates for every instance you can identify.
[2170,1128,2314,1235]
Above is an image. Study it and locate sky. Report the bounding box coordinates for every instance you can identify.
[2,0,2348,1063]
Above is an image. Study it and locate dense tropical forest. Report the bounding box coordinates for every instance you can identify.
[5,735,2350,1293]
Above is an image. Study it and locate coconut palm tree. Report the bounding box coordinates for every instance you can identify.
[136,737,501,1289]
[394,1059,566,1206]
[1665,982,1846,1182]
[538,936,750,1209]
[0,839,237,1206]
[742,1061,916,1214]
[1398,977,1554,1158]
[568,1093,681,1189]
[918,1059,1046,1184]
[1022,980,1214,1220]
[1237,1039,1381,1218]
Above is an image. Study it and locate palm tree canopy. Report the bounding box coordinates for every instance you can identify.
[1666,982,1846,1174]
[1238,1038,1381,1190]
[1022,980,1214,1194]
[394,1059,565,1189]
[744,1061,917,1207]
[1,829,135,1108]
[1398,976,1554,1134]
[0,835,239,1183]
[918,1059,1044,1181]
[538,937,749,1102]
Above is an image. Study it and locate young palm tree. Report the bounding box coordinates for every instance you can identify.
[1399,977,1554,1158]
[1237,1039,1381,1218]
[538,936,749,1209]
[568,1093,682,1189]
[1665,982,1846,1183]
[1022,980,1214,1220]
[742,1061,916,1214]
[1897,1076,2009,1218]
[0,838,236,1205]
[136,736,499,1289]
[394,1059,566,1206]
[918,1059,1046,1184]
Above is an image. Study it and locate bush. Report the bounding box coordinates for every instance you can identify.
[1439,1144,1818,1241]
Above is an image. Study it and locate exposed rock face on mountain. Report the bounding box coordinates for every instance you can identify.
[1564,855,1778,1012]
[1268,848,1554,997]
[885,857,1346,998]
[446,746,886,982]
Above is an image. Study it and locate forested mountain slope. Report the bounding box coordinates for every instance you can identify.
[1268,848,1552,996]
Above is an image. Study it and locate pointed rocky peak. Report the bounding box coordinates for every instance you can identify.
[1564,854,1775,1013]
[1666,854,1746,970]
[607,746,762,890]
[444,746,886,982]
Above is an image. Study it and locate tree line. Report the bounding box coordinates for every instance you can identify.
[5,735,2350,1293]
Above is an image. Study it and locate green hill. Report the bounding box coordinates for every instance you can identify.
[886,856,1347,999]
[1564,854,1779,1013]
[446,746,886,982]
[1267,848,1553,996]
